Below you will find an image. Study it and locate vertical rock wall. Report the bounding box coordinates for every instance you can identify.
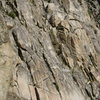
[0,0,100,100]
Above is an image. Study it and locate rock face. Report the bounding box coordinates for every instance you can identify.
[0,0,100,100]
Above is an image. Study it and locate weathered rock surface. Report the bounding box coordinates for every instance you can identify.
[0,0,100,100]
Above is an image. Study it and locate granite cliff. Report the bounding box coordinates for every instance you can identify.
[0,0,100,100]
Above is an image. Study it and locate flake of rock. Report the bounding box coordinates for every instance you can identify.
[47,3,57,14]
[60,20,70,30]
[49,14,62,27]
[6,21,14,29]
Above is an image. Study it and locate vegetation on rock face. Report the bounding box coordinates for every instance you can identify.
[0,0,100,100]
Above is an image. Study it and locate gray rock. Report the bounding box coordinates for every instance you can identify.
[0,0,99,100]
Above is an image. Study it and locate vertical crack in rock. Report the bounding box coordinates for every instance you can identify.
[12,31,25,61]
[42,53,62,100]
[35,87,40,100]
